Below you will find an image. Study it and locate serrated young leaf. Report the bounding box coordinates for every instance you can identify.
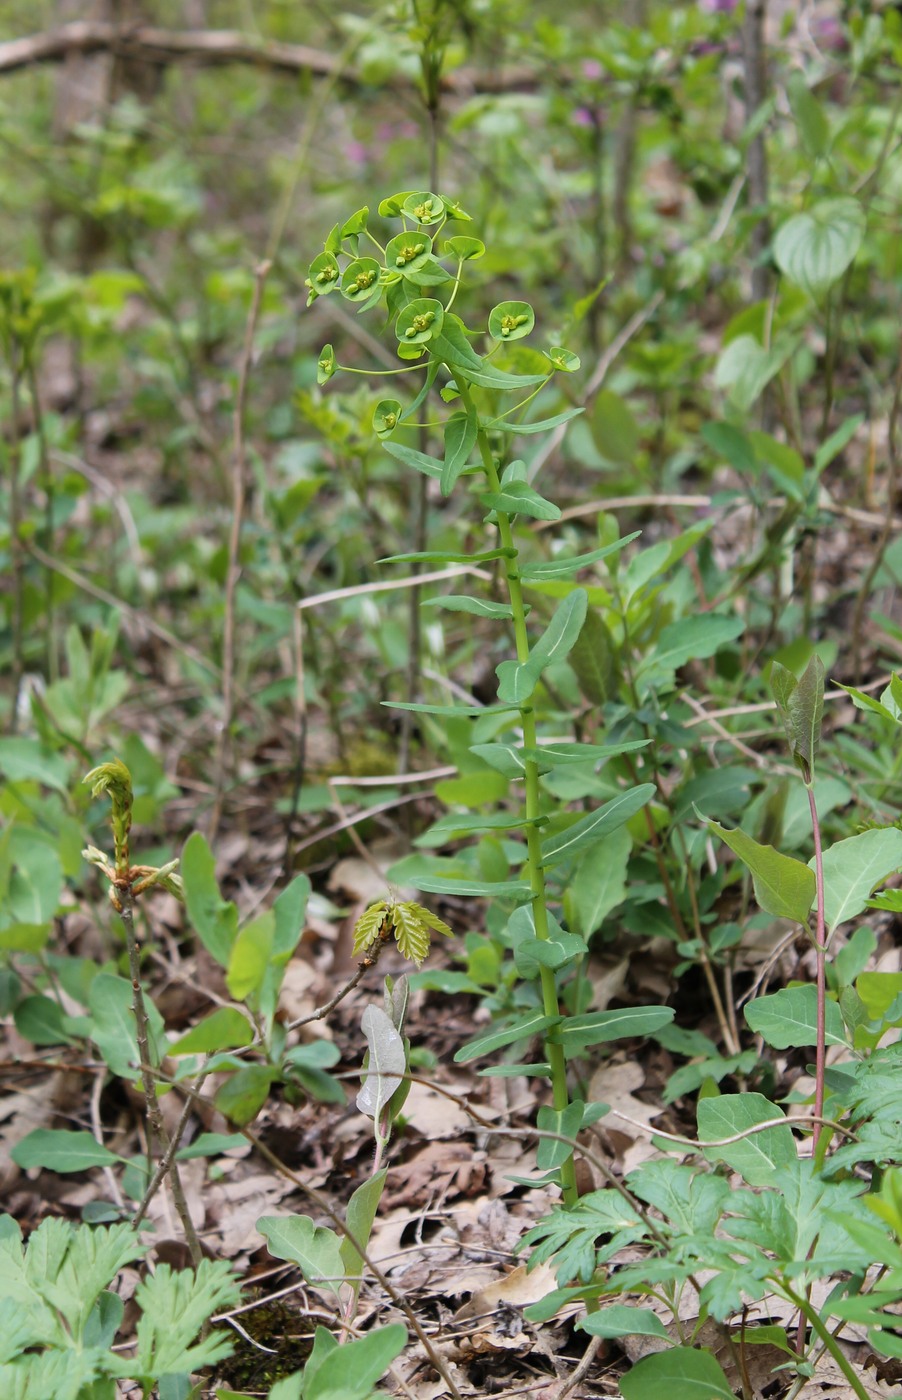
[405,902,453,940]
[390,902,431,965]
[352,901,389,958]
[130,1260,240,1380]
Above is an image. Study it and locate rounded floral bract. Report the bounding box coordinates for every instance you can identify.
[488,300,535,342]
[395,298,444,345]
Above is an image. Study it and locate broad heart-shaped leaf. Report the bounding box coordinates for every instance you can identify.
[441,404,478,495]
[257,1215,344,1296]
[537,1100,584,1169]
[454,1010,562,1063]
[303,1323,407,1400]
[744,984,847,1050]
[697,1092,796,1188]
[771,655,824,781]
[811,827,902,934]
[496,590,588,704]
[356,1005,406,1118]
[551,1006,674,1055]
[774,196,865,297]
[11,1128,125,1173]
[637,614,744,684]
[619,1345,734,1400]
[542,785,656,867]
[181,831,238,967]
[706,818,815,924]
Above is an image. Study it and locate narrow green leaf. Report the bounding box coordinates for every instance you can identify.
[379,547,514,565]
[383,701,516,716]
[181,831,238,967]
[551,1006,674,1054]
[454,1011,562,1063]
[537,1100,584,1169]
[480,481,562,521]
[175,1132,247,1160]
[169,1008,255,1056]
[496,591,588,704]
[421,594,513,619]
[707,818,815,923]
[787,70,830,159]
[11,1129,124,1173]
[542,785,656,867]
[441,405,478,495]
[491,406,584,435]
[520,534,640,581]
[339,1169,388,1298]
[697,1092,796,1187]
[412,875,532,898]
[382,441,443,479]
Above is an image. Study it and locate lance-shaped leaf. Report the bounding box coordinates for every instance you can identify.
[707,817,815,924]
[356,1005,406,1119]
[542,785,656,867]
[771,654,825,782]
[496,590,588,705]
[441,404,478,495]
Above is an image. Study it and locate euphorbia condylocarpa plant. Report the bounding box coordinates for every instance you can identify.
[307,189,674,1206]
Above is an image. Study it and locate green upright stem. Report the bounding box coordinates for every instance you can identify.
[807,784,828,1163]
[457,379,577,1206]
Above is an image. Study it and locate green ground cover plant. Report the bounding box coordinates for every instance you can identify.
[5,1,902,1396]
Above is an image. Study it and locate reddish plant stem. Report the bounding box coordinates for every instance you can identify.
[807,784,827,1161]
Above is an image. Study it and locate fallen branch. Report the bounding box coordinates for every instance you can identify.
[0,21,538,91]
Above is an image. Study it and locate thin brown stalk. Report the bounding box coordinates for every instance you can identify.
[208,257,271,843]
[120,888,202,1264]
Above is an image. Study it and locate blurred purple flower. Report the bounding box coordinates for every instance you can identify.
[573,107,595,129]
[582,59,603,80]
[344,141,368,167]
[700,0,737,10]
